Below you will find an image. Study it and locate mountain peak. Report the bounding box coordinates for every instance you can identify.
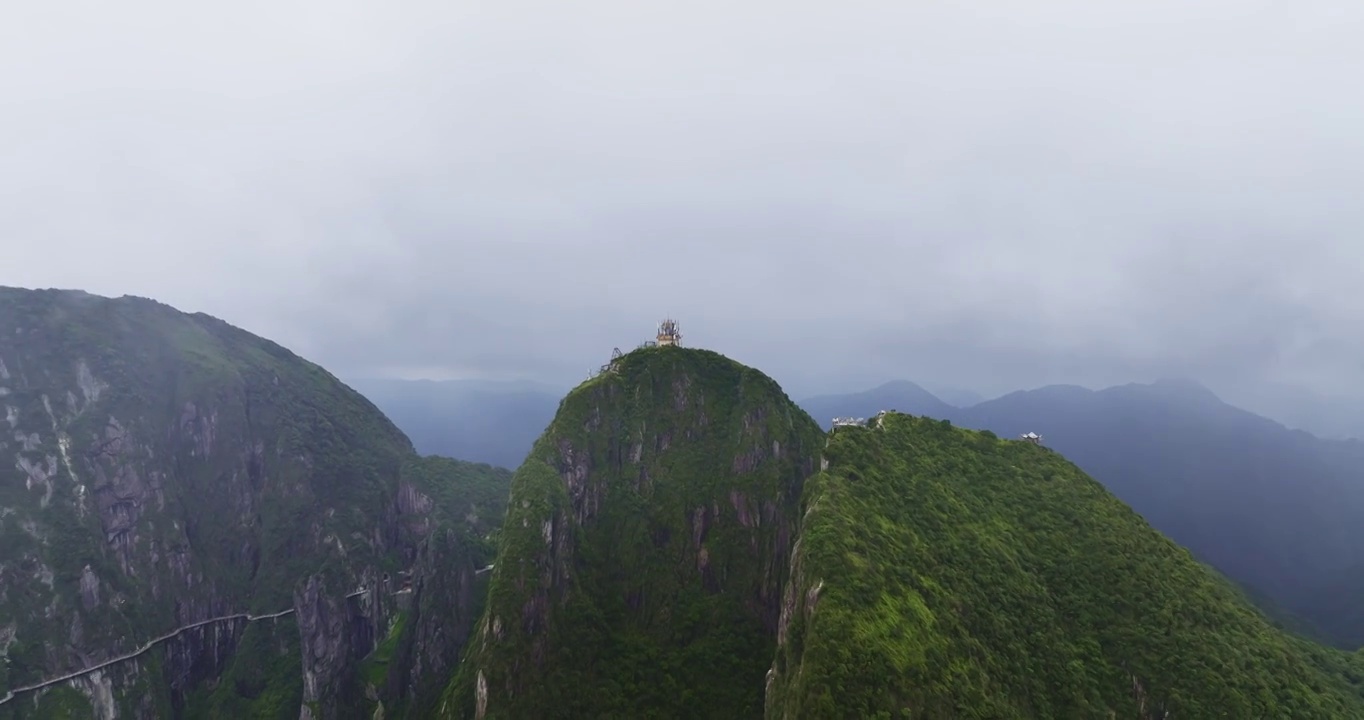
[1104,378,1239,415]
[798,379,953,427]
[1148,376,1222,400]
[0,285,507,716]
[447,344,825,718]
[871,379,932,393]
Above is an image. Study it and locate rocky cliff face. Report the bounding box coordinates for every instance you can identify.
[0,288,506,719]
[442,346,824,719]
[367,527,482,719]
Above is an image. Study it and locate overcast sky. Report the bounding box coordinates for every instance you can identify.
[4,0,1363,405]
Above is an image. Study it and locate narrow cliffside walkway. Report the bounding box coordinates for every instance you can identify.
[0,589,368,707]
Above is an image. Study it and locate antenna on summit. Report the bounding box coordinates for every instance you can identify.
[656,317,682,347]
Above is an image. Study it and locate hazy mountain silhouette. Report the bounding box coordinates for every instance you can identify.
[798,380,956,426]
[347,378,563,469]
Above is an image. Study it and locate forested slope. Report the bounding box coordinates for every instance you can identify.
[767,414,1364,719]
[444,346,825,719]
[0,287,509,719]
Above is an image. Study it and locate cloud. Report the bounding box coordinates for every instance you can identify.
[3,0,1362,400]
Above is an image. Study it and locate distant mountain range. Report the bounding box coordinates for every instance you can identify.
[355,374,1364,649]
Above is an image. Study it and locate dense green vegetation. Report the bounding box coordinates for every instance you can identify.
[184,621,303,720]
[18,686,92,720]
[401,456,512,565]
[444,346,825,719]
[767,413,1364,719]
[0,288,509,718]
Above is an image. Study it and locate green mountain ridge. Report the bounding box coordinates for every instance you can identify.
[0,287,509,719]
[6,287,1364,718]
[448,346,1364,719]
[798,380,1364,649]
[768,413,1364,718]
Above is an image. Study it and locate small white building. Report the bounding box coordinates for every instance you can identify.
[1020,431,1043,445]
